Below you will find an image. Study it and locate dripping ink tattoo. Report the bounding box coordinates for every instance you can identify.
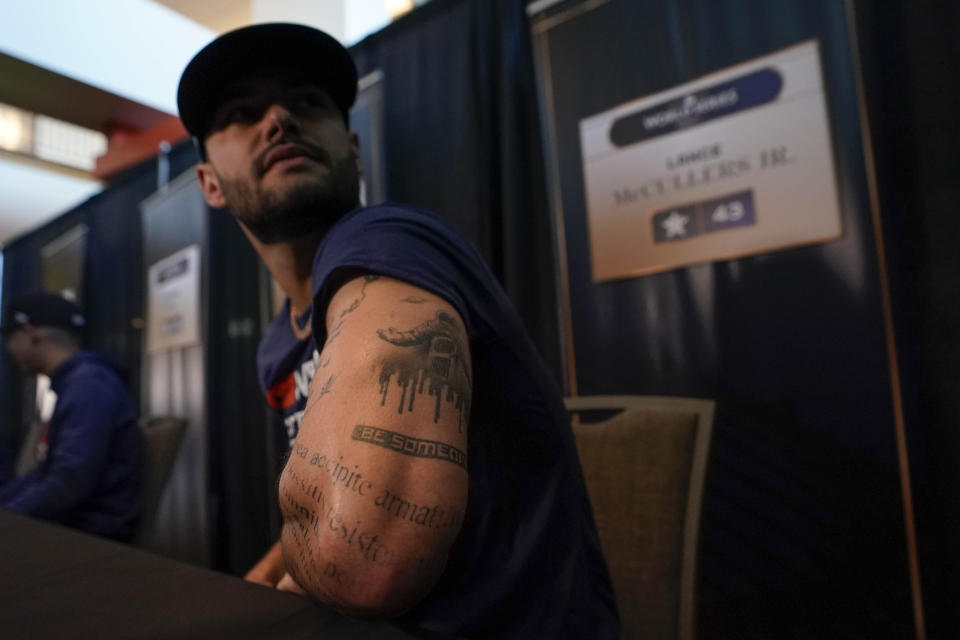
[376,310,471,429]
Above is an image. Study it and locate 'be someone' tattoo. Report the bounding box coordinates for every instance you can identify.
[352,424,467,470]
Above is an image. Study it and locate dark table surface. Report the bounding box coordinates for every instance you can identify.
[0,509,432,639]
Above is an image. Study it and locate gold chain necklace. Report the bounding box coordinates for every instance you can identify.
[288,303,313,341]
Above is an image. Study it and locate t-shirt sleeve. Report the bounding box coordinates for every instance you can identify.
[310,208,487,341]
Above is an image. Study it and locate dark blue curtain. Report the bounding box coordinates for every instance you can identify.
[349,0,561,383]
[854,0,960,636]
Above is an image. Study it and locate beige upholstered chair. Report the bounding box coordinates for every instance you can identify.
[565,395,714,640]
[135,416,187,546]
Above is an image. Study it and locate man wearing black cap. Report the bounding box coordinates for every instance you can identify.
[178,23,617,638]
[0,292,143,542]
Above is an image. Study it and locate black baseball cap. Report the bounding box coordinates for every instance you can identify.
[1,292,85,334]
[176,23,358,153]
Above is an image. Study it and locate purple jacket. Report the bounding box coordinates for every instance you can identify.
[0,351,143,540]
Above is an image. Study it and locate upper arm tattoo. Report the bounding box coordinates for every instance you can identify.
[376,310,471,430]
[304,373,337,414]
[325,274,380,347]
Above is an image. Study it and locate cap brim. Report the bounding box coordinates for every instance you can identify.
[177,23,358,143]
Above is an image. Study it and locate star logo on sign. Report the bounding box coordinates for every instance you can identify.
[662,211,690,238]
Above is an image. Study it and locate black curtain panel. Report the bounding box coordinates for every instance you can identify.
[205,209,278,575]
[349,0,561,384]
[853,1,960,635]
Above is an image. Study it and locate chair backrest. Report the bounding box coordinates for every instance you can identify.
[565,395,714,640]
[135,416,187,546]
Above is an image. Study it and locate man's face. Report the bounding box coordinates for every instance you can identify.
[196,73,362,244]
[4,326,40,374]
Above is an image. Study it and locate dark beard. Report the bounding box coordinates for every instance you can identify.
[218,151,361,244]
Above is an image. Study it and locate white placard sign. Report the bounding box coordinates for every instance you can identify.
[579,40,842,281]
[147,244,201,353]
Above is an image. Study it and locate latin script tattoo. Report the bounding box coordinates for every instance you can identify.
[287,443,464,534]
[280,454,460,587]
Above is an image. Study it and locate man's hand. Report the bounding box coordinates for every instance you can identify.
[245,541,308,595]
[277,572,308,594]
[244,540,286,587]
[278,274,470,616]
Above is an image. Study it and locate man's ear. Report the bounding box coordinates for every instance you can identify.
[196,163,228,209]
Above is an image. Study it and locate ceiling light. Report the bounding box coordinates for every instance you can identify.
[385,0,414,19]
[0,105,33,153]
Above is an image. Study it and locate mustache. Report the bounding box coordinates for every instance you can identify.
[253,136,331,178]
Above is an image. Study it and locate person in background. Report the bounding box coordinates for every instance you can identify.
[0,292,143,542]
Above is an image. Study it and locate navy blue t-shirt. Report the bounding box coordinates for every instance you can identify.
[258,303,319,447]
[257,204,618,639]
[0,351,143,541]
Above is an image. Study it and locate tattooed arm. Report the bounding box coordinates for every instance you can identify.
[278,274,471,616]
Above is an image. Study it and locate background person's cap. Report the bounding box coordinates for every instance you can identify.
[1,292,86,334]
[176,22,359,149]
